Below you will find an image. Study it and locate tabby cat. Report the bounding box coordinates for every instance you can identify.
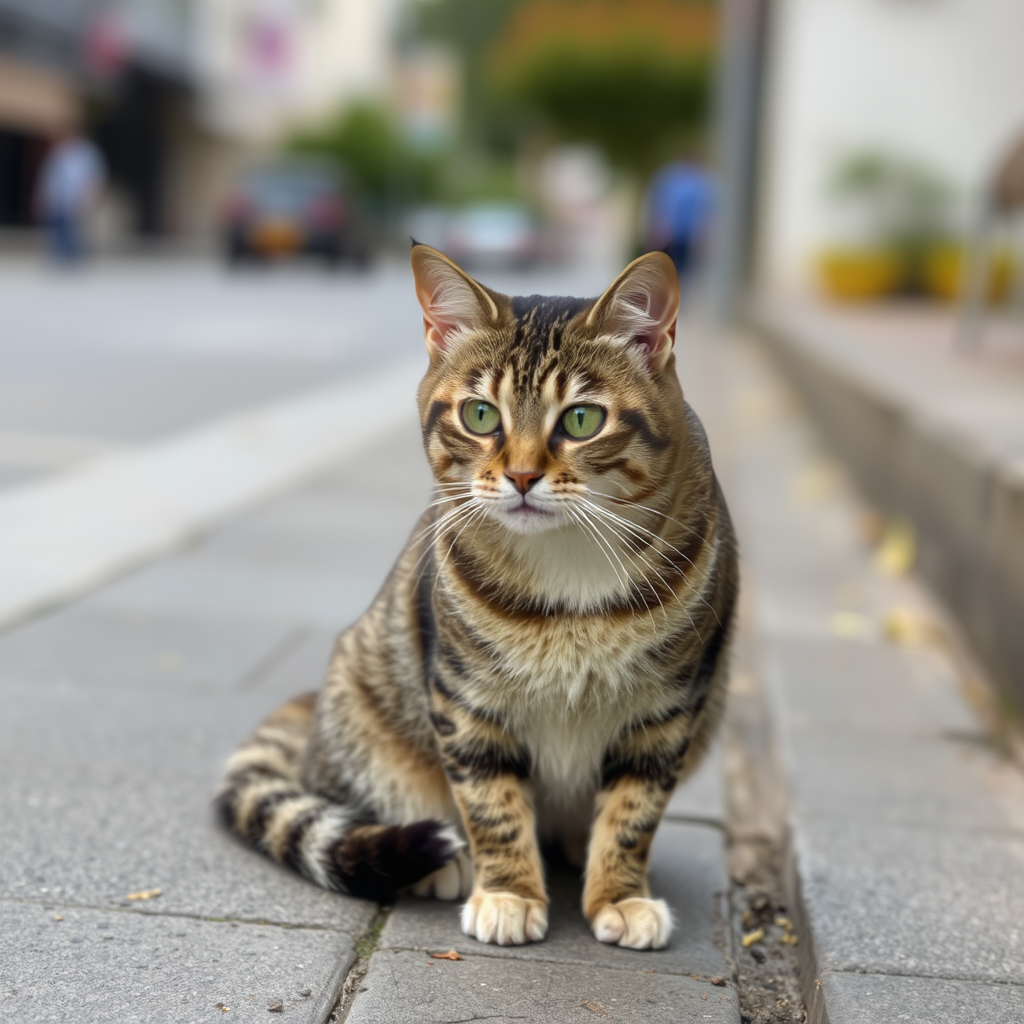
[217,245,738,950]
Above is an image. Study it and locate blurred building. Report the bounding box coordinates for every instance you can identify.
[754,0,1024,292]
[0,0,406,246]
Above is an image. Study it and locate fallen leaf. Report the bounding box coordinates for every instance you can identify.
[124,888,162,901]
[875,520,915,576]
[580,999,611,1018]
[882,607,938,647]
[267,999,284,1012]
[830,611,871,640]
[741,927,765,948]
[430,949,462,961]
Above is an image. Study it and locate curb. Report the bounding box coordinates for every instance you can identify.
[750,300,1024,719]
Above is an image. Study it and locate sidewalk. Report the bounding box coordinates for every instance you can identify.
[3,316,1023,1023]
[699,328,1024,1024]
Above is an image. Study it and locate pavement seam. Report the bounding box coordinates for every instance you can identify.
[816,967,1024,987]
[1,893,355,932]
[330,907,392,1024]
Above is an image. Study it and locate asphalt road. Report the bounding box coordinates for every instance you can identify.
[0,256,618,489]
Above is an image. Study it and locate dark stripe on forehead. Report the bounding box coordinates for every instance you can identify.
[423,399,448,436]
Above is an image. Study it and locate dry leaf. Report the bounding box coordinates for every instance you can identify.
[882,607,938,647]
[124,888,162,901]
[580,999,611,1019]
[430,949,462,961]
[741,927,765,948]
[875,520,915,576]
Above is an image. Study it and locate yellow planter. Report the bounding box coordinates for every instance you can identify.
[816,251,904,301]
[923,248,1016,303]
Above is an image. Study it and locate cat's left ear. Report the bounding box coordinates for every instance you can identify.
[411,244,499,361]
[587,252,680,373]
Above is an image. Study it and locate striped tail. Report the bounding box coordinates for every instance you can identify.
[215,692,461,902]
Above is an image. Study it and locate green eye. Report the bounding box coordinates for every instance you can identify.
[462,400,502,435]
[561,405,605,439]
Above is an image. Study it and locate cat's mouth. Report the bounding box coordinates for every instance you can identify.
[494,497,561,534]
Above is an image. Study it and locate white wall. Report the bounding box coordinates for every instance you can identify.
[758,0,1024,290]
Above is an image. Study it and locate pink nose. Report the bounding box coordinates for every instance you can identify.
[505,469,543,495]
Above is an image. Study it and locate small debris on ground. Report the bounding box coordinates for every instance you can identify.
[750,945,767,964]
[53,915,62,921]
[124,888,162,901]
[298,988,311,998]
[429,949,462,961]
[267,998,284,1012]
[580,999,611,1018]
[214,1003,230,1013]
[710,977,727,987]
[741,927,765,948]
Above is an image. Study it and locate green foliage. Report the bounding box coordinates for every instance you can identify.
[829,150,952,253]
[488,0,716,180]
[290,102,443,206]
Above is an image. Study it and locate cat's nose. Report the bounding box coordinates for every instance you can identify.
[505,469,544,494]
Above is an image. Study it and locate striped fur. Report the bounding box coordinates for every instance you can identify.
[217,247,738,947]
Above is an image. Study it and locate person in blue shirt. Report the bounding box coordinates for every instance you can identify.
[35,121,106,264]
[645,154,715,287]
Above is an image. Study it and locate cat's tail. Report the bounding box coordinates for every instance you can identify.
[215,692,462,902]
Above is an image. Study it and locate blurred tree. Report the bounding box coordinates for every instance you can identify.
[488,0,716,181]
[290,102,444,210]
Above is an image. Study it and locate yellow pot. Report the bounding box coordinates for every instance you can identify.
[816,251,904,301]
[923,247,1016,303]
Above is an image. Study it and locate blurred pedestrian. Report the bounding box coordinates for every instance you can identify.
[34,120,106,265]
[645,152,715,288]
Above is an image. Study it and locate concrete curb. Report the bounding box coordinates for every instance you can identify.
[750,300,1024,718]
[0,356,425,630]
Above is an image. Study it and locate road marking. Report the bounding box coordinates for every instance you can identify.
[0,356,426,629]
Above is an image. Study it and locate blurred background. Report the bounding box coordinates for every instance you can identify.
[1,0,1022,298]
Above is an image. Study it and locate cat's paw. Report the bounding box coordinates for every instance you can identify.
[461,891,548,945]
[591,897,673,950]
[411,848,473,900]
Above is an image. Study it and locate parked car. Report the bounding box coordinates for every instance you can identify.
[444,203,543,269]
[221,162,370,268]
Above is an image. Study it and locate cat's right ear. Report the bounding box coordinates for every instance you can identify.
[411,245,499,361]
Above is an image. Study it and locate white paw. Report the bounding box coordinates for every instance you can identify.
[461,891,548,946]
[411,848,473,900]
[591,898,673,950]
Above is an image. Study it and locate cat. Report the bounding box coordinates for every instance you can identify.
[216,244,738,950]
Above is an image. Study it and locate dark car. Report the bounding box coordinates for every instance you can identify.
[221,163,370,268]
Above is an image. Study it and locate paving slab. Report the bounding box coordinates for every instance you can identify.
[0,898,354,1024]
[814,972,1024,1024]
[0,603,297,694]
[380,822,733,980]
[792,820,1024,986]
[347,949,741,1024]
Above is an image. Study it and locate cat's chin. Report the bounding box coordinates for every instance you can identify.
[490,505,564,536]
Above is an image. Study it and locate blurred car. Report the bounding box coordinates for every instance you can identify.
[444,202,542,269]
[221,162,370,268]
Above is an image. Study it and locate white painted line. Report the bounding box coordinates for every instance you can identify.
[0,356,426,629]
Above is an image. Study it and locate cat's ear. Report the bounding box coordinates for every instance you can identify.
[587,252,680,373]
[411,244,499,361]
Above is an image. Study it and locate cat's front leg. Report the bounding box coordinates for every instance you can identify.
[582,728,690,950]
[434,710,548,945]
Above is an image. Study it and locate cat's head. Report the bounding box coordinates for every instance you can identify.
[412,244,684,536]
